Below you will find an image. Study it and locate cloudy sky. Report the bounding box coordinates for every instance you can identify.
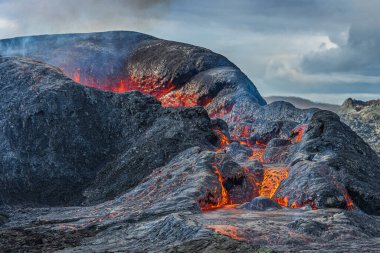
[0,0,379,104]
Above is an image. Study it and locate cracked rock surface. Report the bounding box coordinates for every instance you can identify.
[0,32,379,252]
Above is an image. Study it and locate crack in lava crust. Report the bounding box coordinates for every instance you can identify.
[63,70,299,212]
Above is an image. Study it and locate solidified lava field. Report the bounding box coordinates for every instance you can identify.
[0,31,379,252]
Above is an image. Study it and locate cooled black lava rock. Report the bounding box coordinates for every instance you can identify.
[287,219,328,237]
[0,31,266,134]
[0,212,8,225]
[262,138,293,164]
[0,32,379,252]
[239,196,281,211]
[274,110,380,215]
[0,56,216,206]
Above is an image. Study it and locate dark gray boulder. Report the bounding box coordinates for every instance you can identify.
[239,196,281,211]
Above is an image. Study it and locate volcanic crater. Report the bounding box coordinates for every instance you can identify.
[0,31,379,252]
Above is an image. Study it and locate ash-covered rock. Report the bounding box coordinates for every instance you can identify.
[262,138,293,164]
[0,31,380,252]
[0,31,267,125]
[274,110,380,214]
[0,56,216,206]
[0,146,268,252]
[287,219,328,237]
[199,207,380,252]
[238,196,281,211]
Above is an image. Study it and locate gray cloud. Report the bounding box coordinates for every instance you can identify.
[302,18,380,75]
[0,0,172,38]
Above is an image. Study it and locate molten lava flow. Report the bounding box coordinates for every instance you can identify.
[292,124,307,143]
[161,91,213,108]
[234,129,266,163]
[274,196,289,206]
[206,225,244,241]
[64,68,178,100]
[344,193,355,210]
[259,166,289,199]
[63,64,308,211]
[199,163,230,211]
[214,130,230,152]
[160,92,198,107]
[248,148,265,163]
[211,165,229,207]
[73,68,81,83]
[241,125,250,138]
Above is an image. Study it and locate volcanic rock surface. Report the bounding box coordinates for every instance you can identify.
[273,110,380,215]
[265,96,380,156]
[239,196,281,211]
[0,31,379,252]
[0,56,217,206]
[339,98,380,155]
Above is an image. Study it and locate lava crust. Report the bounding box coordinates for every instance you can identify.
[0,31,379,252]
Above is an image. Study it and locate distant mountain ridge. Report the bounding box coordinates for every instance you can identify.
[265,96,339,112]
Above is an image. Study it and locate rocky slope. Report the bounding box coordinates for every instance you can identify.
[339,98,380,155]
[0,56,217,206]
[0,32,379,252]
[265,96,340,112]
[0,31,266,140]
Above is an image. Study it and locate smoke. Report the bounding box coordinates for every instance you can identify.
[0,0,172,39]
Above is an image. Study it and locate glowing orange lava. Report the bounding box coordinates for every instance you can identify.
[200,163,230,211]
[73,68,81,83]
[248,148,265,163]
[344,193,355,210]
[274,196,289,206]
[259,166,289,199]
[212,165,229,207]
[160,92,198,107]
[67,68,177,100]
[292,124,307,143]
[206,225,244,241]
[214,130,230,152]
[65,66,303,211]
[241,125,250,138]
[331,179,356,211]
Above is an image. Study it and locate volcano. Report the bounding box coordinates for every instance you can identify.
[0,31,379,252]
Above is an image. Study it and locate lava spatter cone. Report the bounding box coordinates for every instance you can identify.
[0,31,379,252]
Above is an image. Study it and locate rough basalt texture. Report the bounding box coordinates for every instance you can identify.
[274,110,380,214]
[0,56,217,206]
[239,196,281,211]
[0,31,267,128]
[339,98,380,155]
[0,147,269,252]
[199,208,380,252]
[265,96,379,156]
[0,32,380,252]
